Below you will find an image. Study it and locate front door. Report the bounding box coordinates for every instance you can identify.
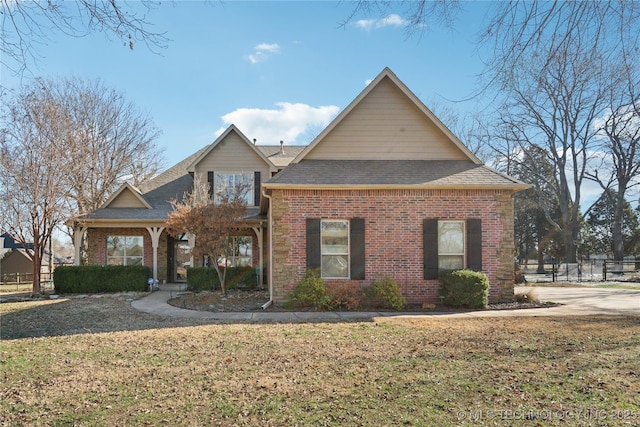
[174,238,191,283]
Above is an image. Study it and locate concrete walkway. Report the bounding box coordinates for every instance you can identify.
[131,286,640,321]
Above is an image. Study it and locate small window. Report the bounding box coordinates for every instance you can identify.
[107,236,143,266]
[215,173,253,204]
[321,220,349,278]
[438,221,465,270]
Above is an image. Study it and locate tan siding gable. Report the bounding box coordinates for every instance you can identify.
[194,131,271,174]
[193,129,272,187]
[107,188,149,208]
[305,76,469,161]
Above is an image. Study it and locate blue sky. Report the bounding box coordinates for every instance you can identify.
[2,1,491,168]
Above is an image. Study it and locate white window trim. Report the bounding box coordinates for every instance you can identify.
[320,219,350,279]
[214,172,254,205]
[106,235,144,266]
[437,220,466,270]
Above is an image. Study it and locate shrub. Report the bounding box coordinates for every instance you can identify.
[361,276,406,311]
[326,282,361,310]
[186,267,218,291]
[439,269,489,309]
[225,266,259,290]
[289,269,331,310]
[186,266,258,292]
[54,265,150,294]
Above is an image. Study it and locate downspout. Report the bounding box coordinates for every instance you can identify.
[261,188,273,310]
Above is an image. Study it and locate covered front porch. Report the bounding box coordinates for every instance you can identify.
[72,217,268,288]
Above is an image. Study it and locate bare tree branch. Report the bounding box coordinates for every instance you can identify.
[1,0,169,76]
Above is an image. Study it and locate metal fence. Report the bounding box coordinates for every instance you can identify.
[521,259,639,283]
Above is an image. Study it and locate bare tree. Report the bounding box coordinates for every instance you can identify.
[0,88,70,295]
[1,0,168,76]
[493,39,611,263]
[46,77,164,218]
[585,61,640,261]
[1,78,163,292]
[166,181,250,295]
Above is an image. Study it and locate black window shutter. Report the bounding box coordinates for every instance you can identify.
[350,218,365,280]
[423,219,439,280]
[306,218,321,270]
[467,219,482,271]
[207,171,214,198]
[254,171,261,206]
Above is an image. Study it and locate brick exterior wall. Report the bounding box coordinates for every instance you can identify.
[269,188,516,304]
[86,227,169,281]
[87,228,156,275]
[86,228,261,283]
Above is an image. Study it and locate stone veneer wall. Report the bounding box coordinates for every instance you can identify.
[269,188,515,304]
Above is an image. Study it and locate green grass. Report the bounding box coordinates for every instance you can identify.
[1,297,639,426]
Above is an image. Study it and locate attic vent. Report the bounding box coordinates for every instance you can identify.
[280,140,285,155]
[253,138,257,145]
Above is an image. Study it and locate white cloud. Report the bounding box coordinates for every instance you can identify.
[355,14,409,31]
[247,42,280,64]
[364,79,374,86]
[216,102,340,144]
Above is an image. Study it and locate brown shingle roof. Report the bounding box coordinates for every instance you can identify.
[79,144,288,222]
[257,145,306,168]
[266,160,529,189]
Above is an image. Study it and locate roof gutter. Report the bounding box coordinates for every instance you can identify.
[263,183,531,191]
[260,188,273,310]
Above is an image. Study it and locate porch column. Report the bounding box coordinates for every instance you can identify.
[146,227,165,282]
[187,234,195,269]
[73,226,87,266]
[252,226,263,286]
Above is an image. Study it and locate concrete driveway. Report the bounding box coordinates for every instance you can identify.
[514,286,640,316]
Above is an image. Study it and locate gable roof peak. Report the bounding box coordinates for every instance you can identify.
[292,67,482,164]
[187,124,276,172]
[100,181,152,209]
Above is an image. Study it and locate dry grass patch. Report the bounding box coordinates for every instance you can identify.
[1,296,639,426]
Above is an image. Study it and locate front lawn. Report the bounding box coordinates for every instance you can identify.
[1,297,638,426]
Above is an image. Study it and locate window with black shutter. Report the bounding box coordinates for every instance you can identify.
[306,217,365,279]
[423,218,483,279]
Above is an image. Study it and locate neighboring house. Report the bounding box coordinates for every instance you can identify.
[1,233,34,253]
[73,68,528,304]
[1,234,38,282]
[0,248,67,283]
[1,249,35,280]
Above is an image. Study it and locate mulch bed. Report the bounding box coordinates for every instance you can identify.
[167,288,553,313]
